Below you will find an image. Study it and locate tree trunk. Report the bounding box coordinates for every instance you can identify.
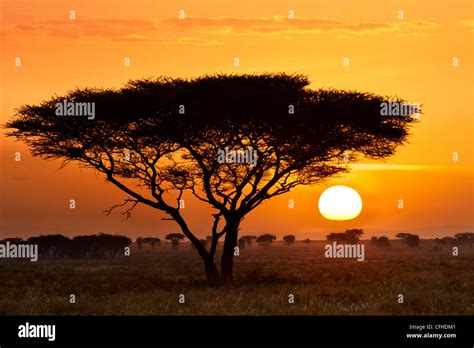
[204,257,221,287]
[221,225,238,283]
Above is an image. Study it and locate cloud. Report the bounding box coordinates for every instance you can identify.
[1,17,222,45]
[13,18,158,38]
[459,19,474,32]
[110,34,223,45]
[161,16,440,36]
[0,15,440,43]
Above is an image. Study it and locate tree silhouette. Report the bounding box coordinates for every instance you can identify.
[136,237,144,250]
[344,229,364,243]
[326,232,346,243]
[434,236,454,247]
[5,73,418,285]
[96,233,131,257]
[326,229,364,244]
[396,233,420,248]
[257,234,276,246]
[165,233,185,248]
[370,236,391,248]
[240,235,257,246]
[283,235,296,245]
[27,234,72,258]
[70,233,131,257]
[142,237,161,249]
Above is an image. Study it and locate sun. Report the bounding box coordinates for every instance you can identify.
[318,185,362,221]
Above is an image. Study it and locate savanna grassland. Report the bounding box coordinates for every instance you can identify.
[0,240,472,315]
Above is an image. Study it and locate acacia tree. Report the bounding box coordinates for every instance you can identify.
[326,229,364,244]
[5,73,418,285]
[257,234,277,246]
[142,237,161,249]
[370,236,391,248]
[396,233,420,248]
[165,233,185,248]
[283,235,296,245]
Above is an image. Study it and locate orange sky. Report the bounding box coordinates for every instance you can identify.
[0,0,473,240]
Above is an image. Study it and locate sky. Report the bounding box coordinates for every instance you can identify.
[0,0,473,240]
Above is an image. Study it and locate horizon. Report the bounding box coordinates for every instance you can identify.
[2,231,472,242]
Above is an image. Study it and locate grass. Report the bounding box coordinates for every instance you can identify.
[0,240,472,315]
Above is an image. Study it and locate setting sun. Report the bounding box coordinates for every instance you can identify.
[318,186,363,221]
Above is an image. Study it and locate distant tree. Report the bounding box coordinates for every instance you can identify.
[303,238,311,244]
[326,232,347,243]
[256,234,276,246]
[395,233,410,240]
[97,233,131,257]
[70,233,131,258]
[371,236,391,248]
[327,229,363,244]
[395,233,410,241]
[344,229,364,243]
[238,237,247,249]
[240,235,257,247]
[405,234,420,248]
[115,235,132,255]
[136,237,144,250]
[454,232,474,247]
[166,233,185,248]
[396,233,420,248]
[441,236,456,246]
[283,235,296,246]
[16,234,132,258]
[142,237,161,249]
[377,236,391,248]
[71,235,98,257]
[27,234,72,258]
[405,235,420,248]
